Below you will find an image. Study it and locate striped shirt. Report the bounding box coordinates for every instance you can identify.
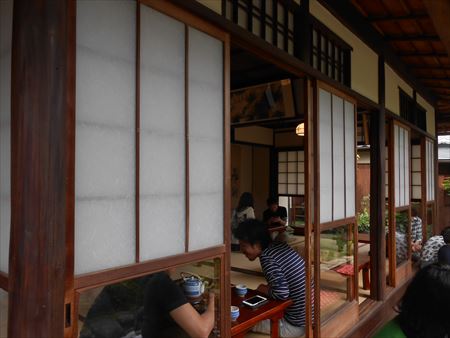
[259,241,309,327]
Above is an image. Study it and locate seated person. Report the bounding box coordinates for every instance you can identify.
[231,192,256,251]
[263,196,287,228]
[234,219,308,338]
[420,226,450,268]
[142,271,215,338]
[374,263,450,338]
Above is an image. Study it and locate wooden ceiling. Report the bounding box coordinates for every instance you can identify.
[351,0,450,134]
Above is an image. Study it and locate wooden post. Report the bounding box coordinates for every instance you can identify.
[369,56,386,301]
[9,0,75,337]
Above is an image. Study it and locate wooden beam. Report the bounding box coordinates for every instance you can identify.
[9,0,74,337]
[419,76,450,81]
[423,0,450,59]
[384,34,440,42]
[368,12,428,23]
[369,55,386,301]
[398,51,448,57]
[318,0,437,105]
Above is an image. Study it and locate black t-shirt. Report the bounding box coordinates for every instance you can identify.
[142,272,189,338]
[263,206,287,227]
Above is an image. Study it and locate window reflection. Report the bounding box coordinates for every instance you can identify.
[395,210,410,265]
[426,204,434,239]
[319,225,354,320]
[78,259,221,338]
[0,289,7,338]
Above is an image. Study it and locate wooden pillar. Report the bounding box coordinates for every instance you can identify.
[369,56,386,301]
[8,0,75,337]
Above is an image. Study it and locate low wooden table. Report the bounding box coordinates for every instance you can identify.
[231,288,293,338]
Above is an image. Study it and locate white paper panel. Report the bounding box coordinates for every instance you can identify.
[412,173,421,185]
[297,173,305,184]
[278,162,287,172]
[332,95,345,220]
[344,101,355,218]
[279,152,287,161]
[288,163,297,172]
[139,6,186,260]
[288,173,297,184]
[238,7,247,29]
[279,184,287,194]
[297,151,304,161]
[297,184,305,195]
[394,125,400,207]
[188,27,224,251]
[412,158,421,171]
[412,145,420,158]
[279,173,287,183]
[288,151,297,161]
[399,127,404,206]
[75,0,136,274]
[412,186,421,200]
[319,89,333,223]
[297,162,305,172]
[75,199,135,274]
[0,0,13,274]
[404,130,410,205]
[288,184,297,195]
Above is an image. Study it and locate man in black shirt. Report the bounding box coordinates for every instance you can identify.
[263,196,287,228]
[142,272,215,338]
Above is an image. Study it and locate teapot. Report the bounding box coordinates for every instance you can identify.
[180,272,210,298]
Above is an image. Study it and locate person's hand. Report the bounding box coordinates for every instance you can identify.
[256,284,269,296]
[412,241,422,252]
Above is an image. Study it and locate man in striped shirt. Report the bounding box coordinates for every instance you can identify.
[234,219,308,337]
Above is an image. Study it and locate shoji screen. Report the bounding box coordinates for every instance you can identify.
[139,7,225,254]
[75,0,136,274]
[278,151,305,195]
[188,27,224,251]
[425,139,435,202]
[318,89,355,223]
[394,124,410,208]
[139,5,186,260]
[411,145,421,200]
[0,0,13,274]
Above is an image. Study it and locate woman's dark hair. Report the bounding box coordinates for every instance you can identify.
[266,196,278,206]
[397,263,450,338]
[233,219,272,250]
[237,192,254,212]
[441,226,450,244]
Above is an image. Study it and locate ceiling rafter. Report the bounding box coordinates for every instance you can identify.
[398,51,448,57]
[367,12,428,23]
[384,34,440,42]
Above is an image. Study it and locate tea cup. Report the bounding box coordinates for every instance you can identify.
[230,305,240,321]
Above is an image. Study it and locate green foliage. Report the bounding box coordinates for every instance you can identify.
[357,195,370,233]
[443,177,450,196]
[357,208,370,233]
[395,212,408,233]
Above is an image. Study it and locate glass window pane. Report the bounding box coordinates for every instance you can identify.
[395,210,410,266]
[188,27,224,251]
[77,259,221,338]
[319,225,354,321]
[0,289,7,338]
[0,0,13,274]
[75,0,136,274]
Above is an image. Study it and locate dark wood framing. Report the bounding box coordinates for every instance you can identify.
[313,80,359,337]
[317,0,436,106]
[9,0,75,337]
[369,56,386,301]
[420,137,427,240]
